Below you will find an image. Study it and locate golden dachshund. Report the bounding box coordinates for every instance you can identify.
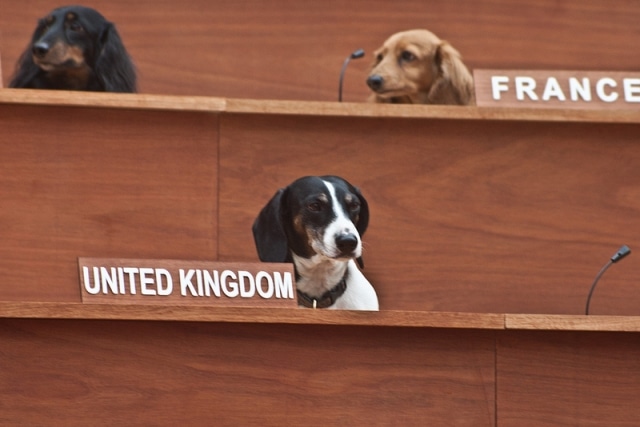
[367,29,474,105]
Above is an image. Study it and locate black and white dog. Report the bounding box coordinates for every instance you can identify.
[252,176,379,310]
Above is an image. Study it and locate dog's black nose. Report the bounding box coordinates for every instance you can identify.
[367,74,384,91]
[336,233,359,254]
[32,42,50,58]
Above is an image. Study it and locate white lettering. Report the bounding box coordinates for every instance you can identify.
[238,270,255,297]
[491,76,510,100]
[196,269,204,296]
[156,268,173,296]
[274,272,294,299]
[203,270,221,297]
[623,78,640,102]
[117,267,125,294]
[100,267,118,294]
[515,76,538,101]
[180,269,198,296]
[569,77,591,101]
[255,271,274,299]
[83,266,100,295]
[542,77,566,101]
[81,262,294,303]
[596,78,618,102]
[139,268,156,295]
[123,267,138,294]
[195,269,203,297]
[221,270,239,297]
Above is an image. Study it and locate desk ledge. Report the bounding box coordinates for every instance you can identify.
[505,314,640,332]
[0,88,226,112]
[1,302,639,331]
[3,89,640,123]
[0,302,503,329]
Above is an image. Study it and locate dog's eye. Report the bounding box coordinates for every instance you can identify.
[376,53,383,63]
[347,200,360,212]
[400,50,416,62]
[68,21,84,32]
[307,202,323,212]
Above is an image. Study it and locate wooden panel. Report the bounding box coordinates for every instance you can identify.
[498,330,640,426]
[0,302,505,329]
[2,0,640,101]
[0,319,496,426]
[506,314,640,332]
[218,113,640,314]
[0,105,217,302]
[225,97,640,124]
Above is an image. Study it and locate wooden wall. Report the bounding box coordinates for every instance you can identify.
[1,313,639,426]
[218,112,640,315]
[0,318,497,426]
[0,102,218,302]
[1,0,640,314]
[1,95,639,315]
[498,329,640,426]
[2,0,640,101]
[1,1,640,423]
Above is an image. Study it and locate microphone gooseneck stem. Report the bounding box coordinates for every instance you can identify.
[585,260,613,315]
[338,58,351,102]
[584,245,631,315]
[338,49,365,102]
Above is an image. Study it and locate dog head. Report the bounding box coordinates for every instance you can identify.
[11,5,136,92]
[252,176,369,267]
[29,6,106,73]
[366,29,474,105]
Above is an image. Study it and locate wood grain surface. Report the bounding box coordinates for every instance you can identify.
[498,330,640,427]
[0,318,496,426]
[2,93,639,314]
[5,301,640,332]
[8,89,640,123]
[0,302,505,329]
[2,2,640,425]
[2,0,640,101]
[218,113,640,315]
[505,314,640,332]
[0,104,218,302]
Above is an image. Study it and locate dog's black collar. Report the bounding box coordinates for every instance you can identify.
[297,273,348,309]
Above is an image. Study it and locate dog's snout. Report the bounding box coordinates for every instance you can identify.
[335,233,359,254]
[32,41,50,58]
[367,74,384,90]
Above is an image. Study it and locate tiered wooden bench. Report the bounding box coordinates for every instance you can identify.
[1,90,639,425]
[2,0,640,101]
[1,301,639,426]
[2,89,639,314]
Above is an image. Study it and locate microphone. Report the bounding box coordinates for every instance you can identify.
[585,245,631,315]
[338,48,365,102]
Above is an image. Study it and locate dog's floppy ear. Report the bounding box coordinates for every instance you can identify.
[353,186,369,269]
[353,186,369,237]
[10,22,48,88]
[9,46,40,88]
[95,23,137,92]
[430,41,475,105]
[252,188,290,263]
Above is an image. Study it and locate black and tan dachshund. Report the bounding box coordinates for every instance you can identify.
[9,5,136,92]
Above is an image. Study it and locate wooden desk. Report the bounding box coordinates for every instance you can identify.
[2,89,639,314]
[1,304,639,426]
[1,90,640,425]
[3,0,640,101]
